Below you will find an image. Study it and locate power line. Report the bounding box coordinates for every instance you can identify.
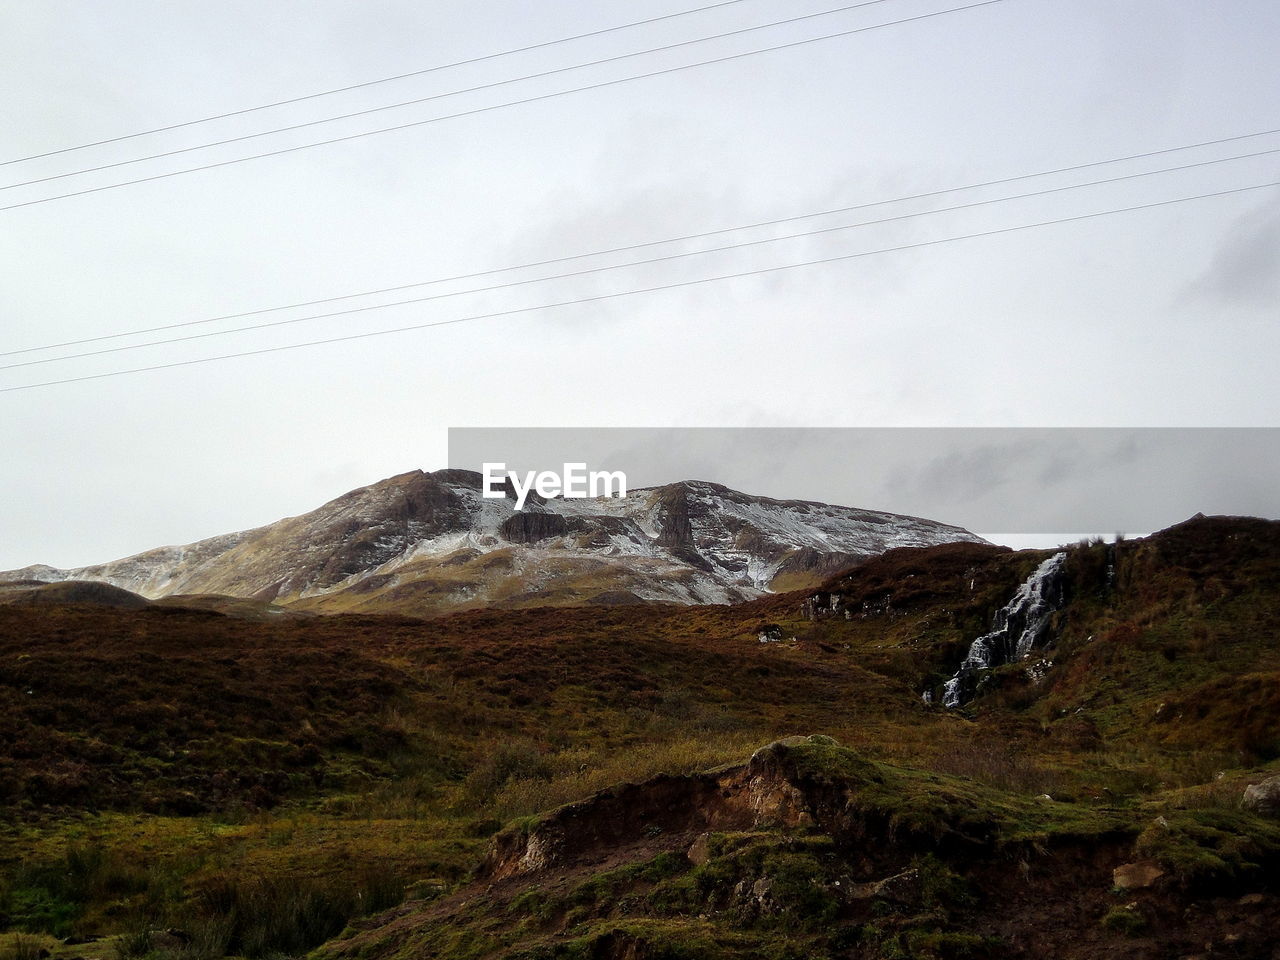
[4,124,1276,359]
[5,143,1276,372]
[4,178,1275,395]
[0,0,759,168]
[2,0,904,193]
[0,0,1004,214]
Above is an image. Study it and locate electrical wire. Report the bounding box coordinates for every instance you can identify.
[4,177,1275,394]
[8,124,1272,359]
[0,0,765,168]
[0,0,1004,214]
[3,142,1276,372]
[0,0,907,192]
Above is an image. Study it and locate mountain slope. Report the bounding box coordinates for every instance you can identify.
[1,469,985,615]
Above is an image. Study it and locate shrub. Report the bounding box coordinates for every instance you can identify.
[1100,905,1147,935]
[461,740,551,807]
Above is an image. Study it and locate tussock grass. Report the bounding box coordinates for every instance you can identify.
[0,934,51,960]
[483,732,765,819]
[928,740,1070,797]
[197,867,405,958]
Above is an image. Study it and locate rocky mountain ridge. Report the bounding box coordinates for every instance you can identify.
[1,468,986,614]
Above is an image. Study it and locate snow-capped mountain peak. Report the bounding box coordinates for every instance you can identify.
[1,470,987,615]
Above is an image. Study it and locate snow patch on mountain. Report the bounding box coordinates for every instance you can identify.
[1,470,987,612]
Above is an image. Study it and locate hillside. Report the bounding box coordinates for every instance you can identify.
[321,736,1280,960]
[1,515,1278,959]
[0,470,985,616]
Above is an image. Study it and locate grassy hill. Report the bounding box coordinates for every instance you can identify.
[1,516,1278,958]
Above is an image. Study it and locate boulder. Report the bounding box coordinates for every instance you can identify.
[848,868,921,905]
[1113,860,1165,890]
[686,832,712,866]
[1241,776,1280,818]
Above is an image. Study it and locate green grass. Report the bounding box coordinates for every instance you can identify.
[1099,905,1146,936]
[1133,809,1280,886]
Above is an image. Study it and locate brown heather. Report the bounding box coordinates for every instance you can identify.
[0,515,1277,958]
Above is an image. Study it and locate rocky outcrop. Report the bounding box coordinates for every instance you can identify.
[848,868,922,904]
[801,590,845,621]
[499,511,576,544]
[483,736,849,881]
[1113,860,1166,890]
[651,483,712,570]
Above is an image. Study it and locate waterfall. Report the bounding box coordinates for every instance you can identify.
[941,552,1068,708]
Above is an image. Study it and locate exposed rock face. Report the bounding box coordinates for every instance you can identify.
[498,511,576,544]
[2,471,985,615]
[1242,776,1280,818]
[1113,860,1166,890]
[652,484,711,570]
[483,736,846,882]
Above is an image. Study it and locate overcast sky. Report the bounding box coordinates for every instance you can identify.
[1,0,1278,570]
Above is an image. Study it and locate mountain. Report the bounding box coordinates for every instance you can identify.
[0,469,986,615]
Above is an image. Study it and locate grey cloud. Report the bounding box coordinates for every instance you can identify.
[1186,193,1280,307]
[4,1,1280,570]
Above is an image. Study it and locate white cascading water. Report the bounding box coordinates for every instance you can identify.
[941,551,1068,708]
